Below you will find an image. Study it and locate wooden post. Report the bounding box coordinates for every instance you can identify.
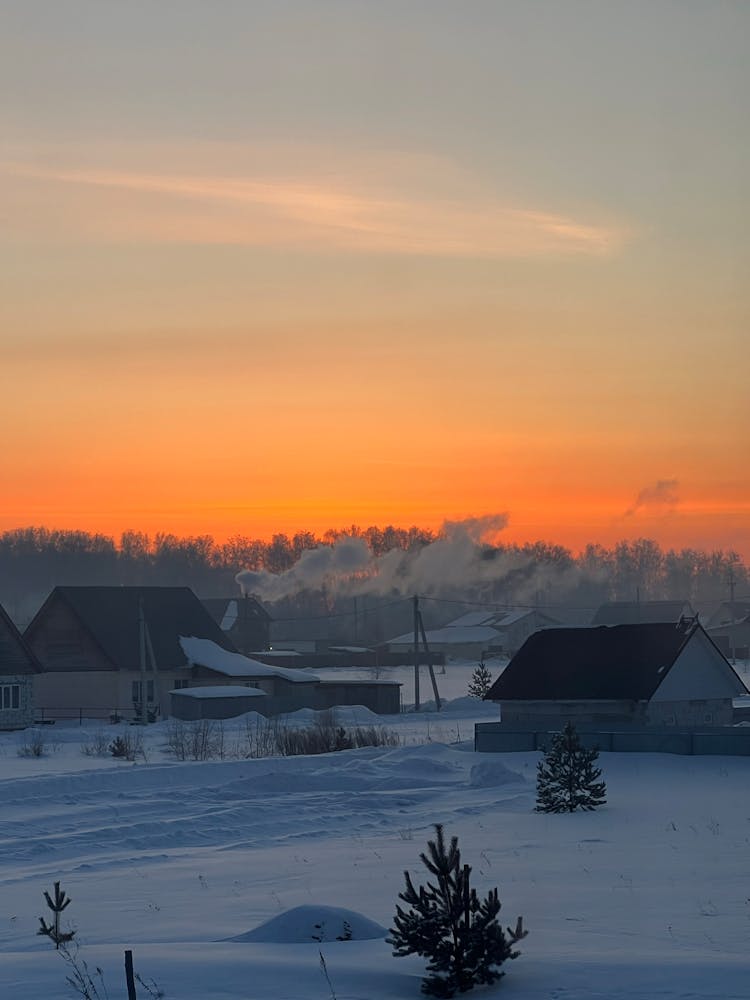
[138,599,147,726]
[418,609,441,711]
[413,595,420,711]
[124,949,137,1000]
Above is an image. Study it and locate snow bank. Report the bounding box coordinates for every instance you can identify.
[229,905,387,943]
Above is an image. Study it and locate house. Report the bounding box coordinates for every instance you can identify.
[706,601,750,629]
[590,600,694,626]
[175,637,402,718]
[25,586,236,722]
[483,609,560,657]
[707,614,750,662]
[201,595,271,654]
[485,620,748,729]
[0,603,41,729]
[386,608,558,661]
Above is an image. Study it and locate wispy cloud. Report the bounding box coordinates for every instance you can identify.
[3,157,627,258]
[624,479,680,518]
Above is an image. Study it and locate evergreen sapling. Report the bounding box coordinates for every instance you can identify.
[388,824,527,998]
[38,881,76,950]
[467,662,493,700]
[535,722,607,813]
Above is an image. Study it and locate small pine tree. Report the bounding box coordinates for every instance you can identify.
[38,881,76,950]
[535,722,607,813]
[388,824,527,998]
[467,662,493,700]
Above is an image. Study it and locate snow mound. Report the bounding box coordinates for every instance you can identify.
[229,905,387,943]
[469,760,526,788]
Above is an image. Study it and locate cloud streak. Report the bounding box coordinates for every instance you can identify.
[4,159,627,259]
[624,479,680,518]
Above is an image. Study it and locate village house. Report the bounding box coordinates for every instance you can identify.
[25,586,235,721]
[485,619,748,729]
[201,595,272,654]
[590,600,694,626]
[386,608,559,661]
[0,603,41,729]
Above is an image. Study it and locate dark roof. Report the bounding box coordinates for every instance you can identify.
[201,596,271,626]
[487,622,705,701]
[0,603,41,674]
[591,600,693,626]
[26,587,235,671]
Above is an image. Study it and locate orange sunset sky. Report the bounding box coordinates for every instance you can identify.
[1,2,749,559]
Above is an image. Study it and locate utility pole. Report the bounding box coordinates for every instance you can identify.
[728,566,737,663]
[413,595,420,711]
[138,598,147,726]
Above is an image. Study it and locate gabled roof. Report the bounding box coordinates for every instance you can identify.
[25,586,235,670]
[180,636,319,683]
[0,603,42,675]
[708,601,750,626]
[486,622,712,702]
[387,625,499,646]
[445,611,499,628]
[591,600,693,626]
[201,596,272,629]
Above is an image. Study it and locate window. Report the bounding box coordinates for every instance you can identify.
[132,680,156,703]
[173,679,190,690]
[1,684,20,710]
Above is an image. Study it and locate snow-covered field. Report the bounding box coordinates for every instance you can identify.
[1,661,748,999]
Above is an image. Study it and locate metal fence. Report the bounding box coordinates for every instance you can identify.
[474,722,750,756]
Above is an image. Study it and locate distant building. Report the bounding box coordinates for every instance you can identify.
[485,620,747,729]
[25,586,235,722]
[172,637,402,718]
[0,603,40,729]
[386,608,559,660]
[201,595,272,654]
[706,601,750,629]
[707,614,750,662]
[590,600,694,626]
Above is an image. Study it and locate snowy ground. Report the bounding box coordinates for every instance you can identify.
[1,660,748,999]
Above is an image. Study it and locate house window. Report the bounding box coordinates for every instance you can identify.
[1,684,20,710]
[173,679,189,690]
[132,680,155,703]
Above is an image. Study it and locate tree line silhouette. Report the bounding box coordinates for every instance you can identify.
[0,525,745,627]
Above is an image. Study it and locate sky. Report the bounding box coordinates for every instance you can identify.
[1,1,748,558]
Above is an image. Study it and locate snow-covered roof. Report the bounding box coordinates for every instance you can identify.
[171,685,267,699]
[179,637,319,683]
[388,626,499,645]
[444,611,498,628]
[494,609,536,628]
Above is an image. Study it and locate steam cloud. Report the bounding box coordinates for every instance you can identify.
[235,513,572,605]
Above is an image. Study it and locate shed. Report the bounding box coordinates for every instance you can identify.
[170,685,268,721]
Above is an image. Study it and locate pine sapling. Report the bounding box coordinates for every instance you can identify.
[38,881,76,950]
[535,721,607,813]
[467,662,493,700]
[388,824,527,998]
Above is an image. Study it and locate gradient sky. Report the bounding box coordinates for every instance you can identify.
[2,1,748,557]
